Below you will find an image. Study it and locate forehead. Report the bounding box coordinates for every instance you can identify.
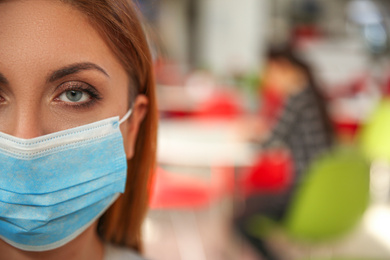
[0,0,125,81]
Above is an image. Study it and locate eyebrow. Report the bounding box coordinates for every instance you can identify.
[48,62,110,83]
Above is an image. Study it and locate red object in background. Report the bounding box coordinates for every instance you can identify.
[149,167,232,209]
[194,91,244,119]
[160,110,195,118]
[382,73,390,97]
[333,119,361,139]
[326,75,367,100]
[239,149,294,197]
[291,25,322,45]
[259,87,285,125]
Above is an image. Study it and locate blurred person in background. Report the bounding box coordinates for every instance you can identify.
[0,0,157,259]
[235,46,335,260]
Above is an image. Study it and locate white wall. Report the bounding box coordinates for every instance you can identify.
[197,0,269,76]
[158,0,190,66]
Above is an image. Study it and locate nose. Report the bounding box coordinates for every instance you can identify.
[11,108,44,139]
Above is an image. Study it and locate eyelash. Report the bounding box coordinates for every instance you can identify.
[54,81,103,109]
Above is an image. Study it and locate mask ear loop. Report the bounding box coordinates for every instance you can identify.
[119,109,133,125]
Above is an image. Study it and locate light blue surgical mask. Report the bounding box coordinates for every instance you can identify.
[0,109,132,251]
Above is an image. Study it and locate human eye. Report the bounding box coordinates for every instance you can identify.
[58,89,89,103]
[54,81,102,108]
[0,89,8,105]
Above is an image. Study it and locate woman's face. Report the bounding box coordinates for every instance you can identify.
[262,60,290,96]
[0,0,146,158]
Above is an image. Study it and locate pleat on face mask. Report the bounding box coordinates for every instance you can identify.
[0,110,132,251]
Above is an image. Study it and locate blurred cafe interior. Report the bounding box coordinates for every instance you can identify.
[137,0,390,259]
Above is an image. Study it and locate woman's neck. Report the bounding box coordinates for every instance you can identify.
[0,223,104,260]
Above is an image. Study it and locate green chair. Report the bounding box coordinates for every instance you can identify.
[359,98,390,162]
[245,146,372,260]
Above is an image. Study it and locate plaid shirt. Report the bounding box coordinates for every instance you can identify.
[262,87,333,185]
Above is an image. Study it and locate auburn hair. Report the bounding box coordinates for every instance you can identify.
[62,0,157,253]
